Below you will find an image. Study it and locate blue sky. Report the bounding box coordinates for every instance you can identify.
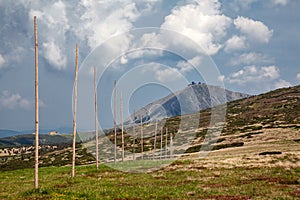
[0,0,299,131]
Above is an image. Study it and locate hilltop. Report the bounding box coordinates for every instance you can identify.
[126,83,250,124]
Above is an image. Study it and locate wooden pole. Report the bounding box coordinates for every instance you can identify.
[140,114,143,160]
[132,110,136,160]
[94,67,99,169]
[120,92,124,162]
[113,80,117,164]
[72,44,78,177]
[165,128,168,158]
[170,132,173,159]
[153,120,157,160]
[160,128,163,160]
[34,16,39,189]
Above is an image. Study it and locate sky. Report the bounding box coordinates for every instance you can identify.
[0,0,299,131]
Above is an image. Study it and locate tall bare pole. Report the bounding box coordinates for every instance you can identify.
[165,128,168,158]
[132,110,136,160]
[113,80,117,164]
[153,120,157,160]
[34,16,39,189]
[94,67,99,169]
[140,114,143,160]
[120,92,124,162]
[160,128,163,160]
[72,44,78,177]
[170,132,173,159]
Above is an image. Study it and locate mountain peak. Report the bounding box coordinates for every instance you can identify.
[127,84,250,124]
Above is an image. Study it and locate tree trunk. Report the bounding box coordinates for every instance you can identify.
[34,16,39,189]
[94,67,99,169]
[72,44,78,177]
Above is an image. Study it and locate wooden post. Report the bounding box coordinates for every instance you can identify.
[132,110,136,160]
[153,120,157,160]
[120,92,124,162]
[94,67,99,169]
[160,128,163,160]
[170,132,173,159]
[34,16,39,189]
[72,44,78,177]
[113,80,117,164]
[140,114,143,160]
[165,128,168,158]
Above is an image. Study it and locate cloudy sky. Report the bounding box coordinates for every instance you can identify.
[0,0,299,131]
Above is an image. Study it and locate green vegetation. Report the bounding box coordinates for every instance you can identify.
[0,162,299,199]
[0,144,95,171]
[185,142,244,153]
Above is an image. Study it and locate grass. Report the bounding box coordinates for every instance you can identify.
[0,161,299,199]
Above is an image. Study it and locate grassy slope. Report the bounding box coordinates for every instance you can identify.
[0,85,299,199]
[0,163,299,199]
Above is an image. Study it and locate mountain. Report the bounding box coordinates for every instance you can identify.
[0,127,73,139]
[127,83,250,124]
[0,129,21,138]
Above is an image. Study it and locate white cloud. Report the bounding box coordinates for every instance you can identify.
[0,90,31,110]
[224,35,247,52]
[229,0,259,11]
[155,67,181,82]
[296,73,300,81]
[273,0,288,6]
[274,79,291,89]
[234,16,273,44]
[76,0,140,49]
[147,63,182,83]
[29,1,70,70]
[227,65,280,84]
[0,54,5,68]
[161,0,232,55]
[218,75,225,82]
[42,41,67,70]
[176,56,202,73]
[230,52,273,66]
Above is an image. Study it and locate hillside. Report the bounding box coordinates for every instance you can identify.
[0,85,299,171]
[125,83,250,124]
[87,85,299,166]
[0,134,74,147]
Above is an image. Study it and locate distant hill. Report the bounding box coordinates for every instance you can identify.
[0,134,74,147]
[126,83,250,124]
[0,127,73,139]
[0,130,21,138]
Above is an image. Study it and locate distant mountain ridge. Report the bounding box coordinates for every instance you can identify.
[127,83,251,124]
[0,127,73,139]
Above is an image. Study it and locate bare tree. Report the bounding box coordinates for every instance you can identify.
[120,92,124,162]
[34,16,39,189]
[114,80,117,164]
[72,44,79,177]
[94,67,99,169]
